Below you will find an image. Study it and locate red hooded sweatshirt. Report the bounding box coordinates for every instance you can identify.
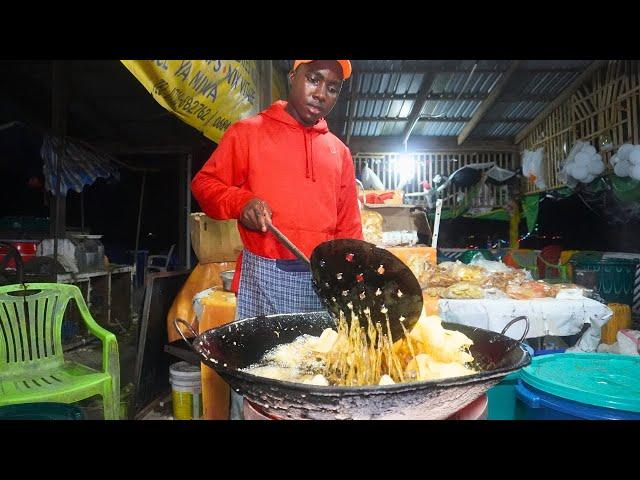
[191,100,363,289]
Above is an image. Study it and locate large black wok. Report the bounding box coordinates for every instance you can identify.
[175,313,531,420]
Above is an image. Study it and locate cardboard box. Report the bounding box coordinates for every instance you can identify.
[361,204,430,235]
[190,213,244,263]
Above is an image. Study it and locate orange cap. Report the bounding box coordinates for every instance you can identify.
[293,60,352,80]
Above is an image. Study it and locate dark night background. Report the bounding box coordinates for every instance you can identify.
[0,125,213,264]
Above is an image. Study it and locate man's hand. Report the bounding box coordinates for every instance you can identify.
[240,198,272,232]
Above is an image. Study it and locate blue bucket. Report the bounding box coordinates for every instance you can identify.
[516,353,640,420]
[515,381,640,420]
[486,343,534,420]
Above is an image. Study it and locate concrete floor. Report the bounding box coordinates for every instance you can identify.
[64,324,142,420]
[64,314,180,420]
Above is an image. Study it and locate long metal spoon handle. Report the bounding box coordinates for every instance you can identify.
[267,223,310,265]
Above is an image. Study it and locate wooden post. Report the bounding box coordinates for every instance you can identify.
[259,60,273,111]
[509,199,520,249]
[133,172,146,282]
[51,61,70,262]
[186,152,192,269]
[80,190,85,233]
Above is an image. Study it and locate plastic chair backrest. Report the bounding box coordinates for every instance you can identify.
[0,284,76,373]
[569,251,604,264]
[165,244,176,269]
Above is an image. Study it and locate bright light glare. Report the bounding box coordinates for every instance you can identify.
[397,153,415,188]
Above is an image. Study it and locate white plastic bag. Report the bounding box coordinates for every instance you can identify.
[561,141,605,185]
[361,165,385,190]
[468,253,512,273]
[597,329,640,355]
[381,230,418,247]
[522,147,546,189]
[486,165,516,184]
[610,143,640,180]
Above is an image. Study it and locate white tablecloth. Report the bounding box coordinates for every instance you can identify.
[438,298,613,352]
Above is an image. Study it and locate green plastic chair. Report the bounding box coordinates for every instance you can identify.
[0,283,120,419]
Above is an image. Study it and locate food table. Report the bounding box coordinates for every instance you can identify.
[437,297,613,352]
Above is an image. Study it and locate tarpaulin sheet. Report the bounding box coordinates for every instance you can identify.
[41,134,119,196]
[438,297,613,352]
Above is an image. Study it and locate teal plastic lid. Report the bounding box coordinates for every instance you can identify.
[519,353,640,413]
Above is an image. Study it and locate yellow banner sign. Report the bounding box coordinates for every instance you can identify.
[121,60,261,144]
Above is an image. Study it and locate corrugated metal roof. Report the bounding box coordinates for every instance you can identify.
[485,101,547,121]
[357,72,423,95]
[430,71,503,95]
[521,71,580,96]
[417,122,466,136]
[519,60,592,70]
[324,60,598,140]
[352,120,407,137]
[420,100,482,119]
[487,122,525,137]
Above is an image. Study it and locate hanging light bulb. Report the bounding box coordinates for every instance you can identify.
[396,153,415,190]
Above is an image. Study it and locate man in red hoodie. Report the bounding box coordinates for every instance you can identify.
[191,60,362,416]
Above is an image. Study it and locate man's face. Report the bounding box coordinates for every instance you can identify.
[285,60,344,126]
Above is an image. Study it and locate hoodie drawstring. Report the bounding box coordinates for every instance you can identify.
[303,129,316,182]
[310,134,315,182]
[303,130,309,179]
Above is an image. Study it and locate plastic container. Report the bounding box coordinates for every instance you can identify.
[220,270,235,292]
[195,289,237,420]
[0,402,85,420]
[532,348,566,356]
[169,362,203,420]
[74,237,105,273]
[486,343,534,420]
[569,251,603,264]
[602,303,632,345]
[570,257,638,306]
[516,353,640,420]
[0,240,38,268]
[515,381,640,420]
[487,372,524,420]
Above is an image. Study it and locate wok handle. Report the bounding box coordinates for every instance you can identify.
[173,318,200,353]
[501,315,530,344]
